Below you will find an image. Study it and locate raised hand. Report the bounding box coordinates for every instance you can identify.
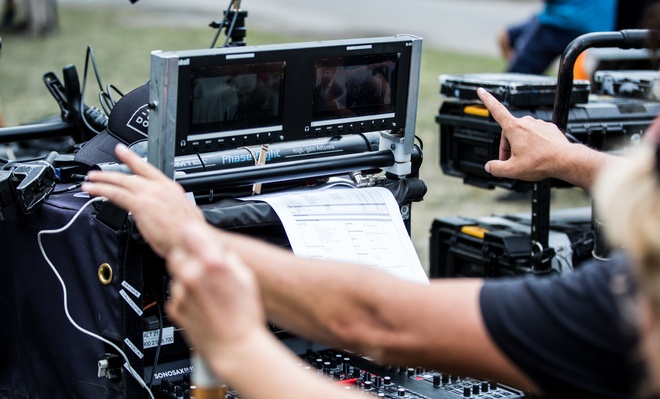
[82,144,205,257]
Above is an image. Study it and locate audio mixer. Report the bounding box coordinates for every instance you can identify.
[151,348,526,399]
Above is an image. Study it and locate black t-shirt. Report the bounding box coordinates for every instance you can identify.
[480,253,646,399]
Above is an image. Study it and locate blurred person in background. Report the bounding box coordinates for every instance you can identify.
[498,0,617,74]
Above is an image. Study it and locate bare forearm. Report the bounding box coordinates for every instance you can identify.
[208,229,537,391]
[551,143,621,193]
[209,228,396,348]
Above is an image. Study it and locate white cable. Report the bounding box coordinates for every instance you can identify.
[37,196,155,399]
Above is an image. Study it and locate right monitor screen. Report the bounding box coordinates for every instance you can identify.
[312,53,398,123]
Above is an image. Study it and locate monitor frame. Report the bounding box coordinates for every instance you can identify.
[148,35,422,178]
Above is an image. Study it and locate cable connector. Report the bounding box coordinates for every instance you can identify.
[98,353,123,380]
[349,171,387,188]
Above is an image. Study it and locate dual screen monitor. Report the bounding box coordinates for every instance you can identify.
[148,35,422,176]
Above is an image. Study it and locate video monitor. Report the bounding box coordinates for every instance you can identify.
[189,63,285,133]
[312,54,397,123]
[148,35,422,178]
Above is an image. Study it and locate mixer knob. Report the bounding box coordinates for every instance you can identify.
[463,386,471,397]
[397,388,406,397]
[432,374,441,387]
[383,376,392,385]
[481,381,489,392]
[374,376,382,388]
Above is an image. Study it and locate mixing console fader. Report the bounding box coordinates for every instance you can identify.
[152,348,526,399]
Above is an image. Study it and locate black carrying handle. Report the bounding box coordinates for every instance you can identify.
[553,29,652,130]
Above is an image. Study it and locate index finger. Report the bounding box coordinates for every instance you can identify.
[114,143,169,181]
[477,87,516,129]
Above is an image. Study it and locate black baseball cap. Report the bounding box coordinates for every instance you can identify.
[74,84,150,166]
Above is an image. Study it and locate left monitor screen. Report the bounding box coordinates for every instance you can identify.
[189,61,286,135]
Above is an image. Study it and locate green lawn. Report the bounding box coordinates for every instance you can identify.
[0,5,507,126]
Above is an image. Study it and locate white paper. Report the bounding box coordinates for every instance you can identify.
[246,186,428,284]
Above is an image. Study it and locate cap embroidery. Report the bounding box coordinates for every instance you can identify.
[125,104,150,137]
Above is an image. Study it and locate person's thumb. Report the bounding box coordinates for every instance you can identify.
[484,159,511,178]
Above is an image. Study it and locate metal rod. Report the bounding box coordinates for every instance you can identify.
[0,122,75,143]
[176,150,396,192]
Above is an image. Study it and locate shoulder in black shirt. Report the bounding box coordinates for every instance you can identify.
[480,253,646,399]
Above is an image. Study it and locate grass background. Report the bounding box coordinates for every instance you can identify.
[0,5,590,271]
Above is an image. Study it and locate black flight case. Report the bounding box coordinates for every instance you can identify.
[429,208,595,278]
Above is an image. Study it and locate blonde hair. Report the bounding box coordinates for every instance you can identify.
[595,143,660,313]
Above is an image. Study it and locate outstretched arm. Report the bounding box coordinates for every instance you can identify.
[82,145,539,393]
[168,221,539,395]
[477,87,620,193]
